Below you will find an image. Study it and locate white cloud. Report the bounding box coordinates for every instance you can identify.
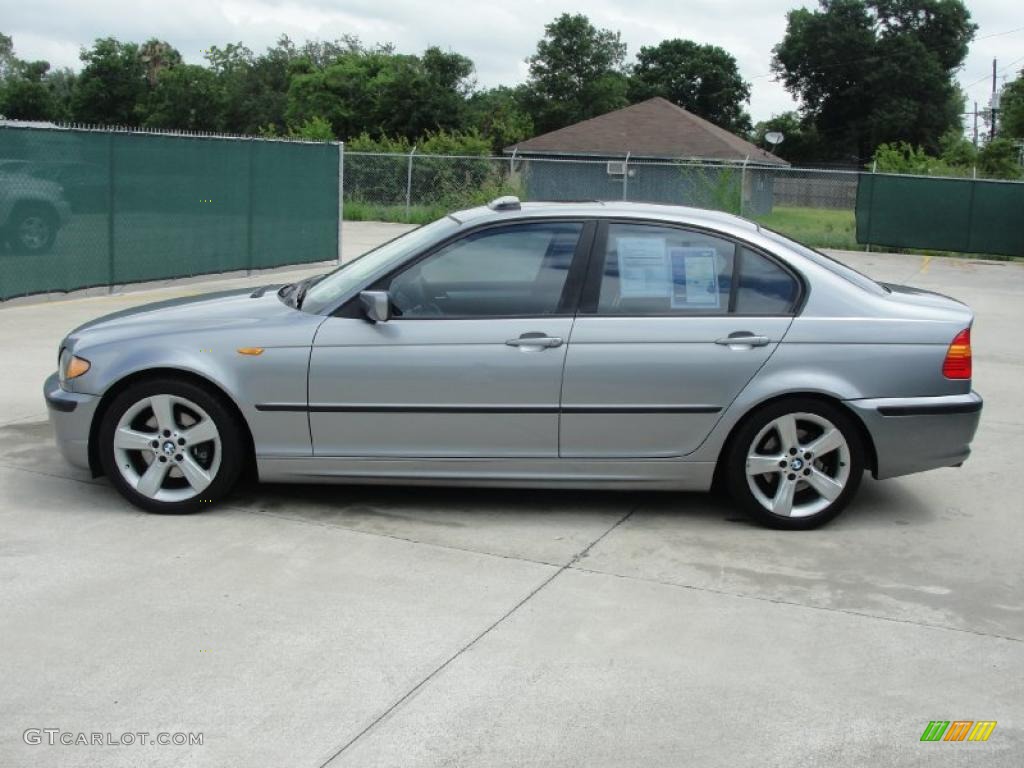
[2,0,1020,123]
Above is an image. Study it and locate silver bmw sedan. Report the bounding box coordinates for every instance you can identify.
[44,198,982,529]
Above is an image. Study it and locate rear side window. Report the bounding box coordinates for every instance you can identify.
[590,223,799,316]
[735,247,800,314]
[595,224,734,315]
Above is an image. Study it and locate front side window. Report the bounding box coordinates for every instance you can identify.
[300,217,460,314]
[388,222,582,318]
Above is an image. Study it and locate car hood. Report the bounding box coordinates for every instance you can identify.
[65,287,315,349]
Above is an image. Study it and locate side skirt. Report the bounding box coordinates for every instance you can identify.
[256,455,715,491]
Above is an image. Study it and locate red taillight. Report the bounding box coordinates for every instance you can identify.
[942,328,972,379]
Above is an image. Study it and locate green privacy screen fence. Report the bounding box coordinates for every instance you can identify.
[856,172,1024,257]
[0,125,341,300]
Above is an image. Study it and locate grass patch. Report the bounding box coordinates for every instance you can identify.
[754,206,860,251]
[343,201,450,225]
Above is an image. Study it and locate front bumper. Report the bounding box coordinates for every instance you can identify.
[846,391,982,480]
[43,372,99,470]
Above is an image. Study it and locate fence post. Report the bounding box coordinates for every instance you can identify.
[865,160,878,253]
[245,138,254,277]
[405,146,417,221]
[622,152,630,201]
[337,141,344,265]
[740,155,750,217]
[107,131,116,293]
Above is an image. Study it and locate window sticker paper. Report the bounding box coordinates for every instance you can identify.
[616,237,669,298]
[669,247,720,308]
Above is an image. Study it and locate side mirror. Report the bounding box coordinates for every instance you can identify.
[359,290,390,323]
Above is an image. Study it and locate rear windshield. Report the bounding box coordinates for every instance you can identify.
[758,227,888,296]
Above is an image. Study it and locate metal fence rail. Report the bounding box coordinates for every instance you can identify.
[0,124,341,300]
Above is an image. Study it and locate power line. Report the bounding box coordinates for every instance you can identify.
[962,55,1024,90]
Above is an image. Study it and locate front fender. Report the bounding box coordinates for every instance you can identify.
[73,339,314,459]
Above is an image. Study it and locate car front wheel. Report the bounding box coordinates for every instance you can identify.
[726,398,864,530]
[98,378,243,513]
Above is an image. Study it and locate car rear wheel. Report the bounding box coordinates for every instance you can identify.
[726,398,864,530]
[98,378,243,513]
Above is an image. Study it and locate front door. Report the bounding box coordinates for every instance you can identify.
[308,219,591,457]
[560,221,800,458]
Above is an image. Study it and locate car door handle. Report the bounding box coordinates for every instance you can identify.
[715,333,770,347]
[506,333,563,349]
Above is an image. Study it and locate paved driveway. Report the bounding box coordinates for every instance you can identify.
[1,225,1022,766]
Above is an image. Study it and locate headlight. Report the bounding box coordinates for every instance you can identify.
[59,348,91,383]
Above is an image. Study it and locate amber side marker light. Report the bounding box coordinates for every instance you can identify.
[942,328,972,379]
[237,347,264,356]
[66,355,91,379]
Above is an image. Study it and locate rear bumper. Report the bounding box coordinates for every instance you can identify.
[846,391,982,480]
[44,372,99,470]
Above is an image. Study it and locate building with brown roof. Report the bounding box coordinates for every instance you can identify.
[505,97,786,214]
[505,97,786,166]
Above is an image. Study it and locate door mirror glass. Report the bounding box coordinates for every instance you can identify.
[359,290,391,323]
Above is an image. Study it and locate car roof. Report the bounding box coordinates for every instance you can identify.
[451,200,761,234]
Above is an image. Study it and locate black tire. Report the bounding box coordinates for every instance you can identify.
[725,397,865,530]
[8,202,58,254]
[98,377,244,514]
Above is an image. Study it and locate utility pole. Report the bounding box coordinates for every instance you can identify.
[991,58,997,140]
[973,101,978,147]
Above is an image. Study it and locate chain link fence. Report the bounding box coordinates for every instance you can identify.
[343,151,865,251]
[0,123,341,301]
[343,151,1024,257]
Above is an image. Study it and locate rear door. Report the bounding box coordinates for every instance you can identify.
[560,220,801,458]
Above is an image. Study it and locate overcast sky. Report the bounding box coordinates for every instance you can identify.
[2,0,1020,124]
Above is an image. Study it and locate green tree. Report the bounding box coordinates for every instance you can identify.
[772,0,975,162]
[0,59,55,120]
[977,138,1021,179]
[138,39,182,86]
[628,39,751,133]
[286,46,475,140]
[288,115,335,141]
[0,32,17,81]
[999,69,1024,139]
[522,13,629,134]
[0,34,73,121]
[139,64,224,131]
[751,112,823,163]
[466,86,534,152]
[71,37,147,125]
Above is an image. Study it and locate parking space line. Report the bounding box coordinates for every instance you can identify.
[317,507,637,768]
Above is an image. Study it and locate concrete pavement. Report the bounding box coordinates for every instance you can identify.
[0,223,1021,766]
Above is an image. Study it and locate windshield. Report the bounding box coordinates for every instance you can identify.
[299,217,460,313]
[758,226,888,296]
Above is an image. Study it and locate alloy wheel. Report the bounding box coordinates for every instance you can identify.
[744,411,851,518]
[112,394,222,502]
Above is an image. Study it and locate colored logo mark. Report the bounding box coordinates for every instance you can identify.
[920,721,997,742]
